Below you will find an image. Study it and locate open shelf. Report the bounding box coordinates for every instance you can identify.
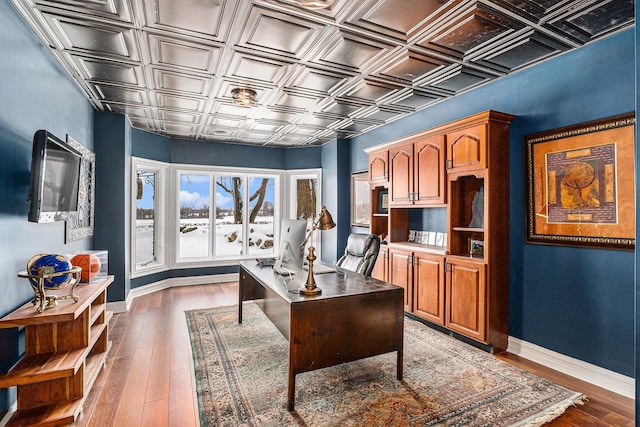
[0,276,114,426]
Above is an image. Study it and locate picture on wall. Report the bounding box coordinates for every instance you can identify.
[523,113,635,250]
[351,171,370,227]
[65,135,95,243]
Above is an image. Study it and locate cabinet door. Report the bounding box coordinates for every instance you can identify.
[389,248,412,311]
[446,258,486,342]
[414,253,445,325]
[389,144,413,206]
[446,124,486,173]
[414,135,446,205]
[371,246,388,282]
[368,151,388,183]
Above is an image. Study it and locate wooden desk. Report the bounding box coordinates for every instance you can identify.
[239,261,404,411]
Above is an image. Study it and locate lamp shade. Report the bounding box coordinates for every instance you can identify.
[317,205,336,231]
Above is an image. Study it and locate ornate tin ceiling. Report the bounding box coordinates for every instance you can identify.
[10,0,634,147]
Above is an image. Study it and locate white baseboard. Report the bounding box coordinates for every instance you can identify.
[106,273,237,314]
[508,336,635,399]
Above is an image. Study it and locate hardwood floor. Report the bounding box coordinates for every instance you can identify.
[76,282,634,426]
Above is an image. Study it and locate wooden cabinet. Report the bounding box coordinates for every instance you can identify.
[388,248,413,311]
[371,245,389,282]
[445,110,513,352]
[389,144,413,206]
[368,150,388,183]
[446,123,486,173]
[388,136,446,207]
[413,252,446,325]
[414,135,446,205]
[446,258,486,342]
[0,276,114,426]
[388,248,446,323]
[365,110,513,353]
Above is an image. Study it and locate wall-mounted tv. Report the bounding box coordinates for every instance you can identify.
[27,130,82,223]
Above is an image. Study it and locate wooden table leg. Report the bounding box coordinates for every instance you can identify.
[287,370,296,411]
[397,349,403,380]
[238,270,244,324]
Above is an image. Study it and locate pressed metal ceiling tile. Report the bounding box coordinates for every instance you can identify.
[150,36,221,73]
[93,84,146,103]
[289,67,349,94]
[153,69,209,94]
[43,14,136,58]
[10,0,634,146]
[143,0,233,38]
[315,33,391,71]
[239,6,323,58]
[75,57,141,85]
[156,93,203,111]
[227,53,288,83]
[377,51,448,83]
[546,0,634,41]
[159,110,200,123]
[346,80,400,102]
[346,0,447,40]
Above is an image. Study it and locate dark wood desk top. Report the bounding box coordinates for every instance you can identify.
[239,260,402,303]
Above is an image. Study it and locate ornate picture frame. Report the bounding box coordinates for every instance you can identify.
[523,113,635,250]
[65,135,95,243]
[351,171,370,227]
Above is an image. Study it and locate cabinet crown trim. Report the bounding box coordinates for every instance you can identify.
[364,110,515,154]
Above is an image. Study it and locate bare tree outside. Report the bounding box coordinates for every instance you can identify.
[296,179,317,219]
[216,177,272,224]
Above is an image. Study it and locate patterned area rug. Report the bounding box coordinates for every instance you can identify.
[186,302,585,426]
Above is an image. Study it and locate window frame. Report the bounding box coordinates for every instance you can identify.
[130,157,169,278]
[130,160,323,277]
[172,164,283,268]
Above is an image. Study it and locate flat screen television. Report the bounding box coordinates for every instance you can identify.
[27,130,82,223]
[273,219,308,275]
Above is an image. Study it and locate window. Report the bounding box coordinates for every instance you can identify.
[131,161,319,276]
[215,174,245,257]
[248,177,275,255]
[131,158,168,276]
[175,167,280,265]
[286,169,322,256]
[179,174,211,258]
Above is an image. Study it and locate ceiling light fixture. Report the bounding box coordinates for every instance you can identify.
[231,88,257,107]
[297,0,335,10]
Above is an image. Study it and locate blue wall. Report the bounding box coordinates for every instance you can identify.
[350,29,635,377]
[0,0,636,415]
[0,1,95,412]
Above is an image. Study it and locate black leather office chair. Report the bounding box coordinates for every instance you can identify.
[335,233,381,276]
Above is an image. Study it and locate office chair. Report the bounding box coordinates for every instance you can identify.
[335,233,381,276]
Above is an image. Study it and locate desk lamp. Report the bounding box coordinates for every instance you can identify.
[298,205,335,295]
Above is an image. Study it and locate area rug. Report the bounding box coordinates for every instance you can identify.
[186,302,585,426]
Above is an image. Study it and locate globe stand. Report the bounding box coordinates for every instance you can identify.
[18,267,82,313]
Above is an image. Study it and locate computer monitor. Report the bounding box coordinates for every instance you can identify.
[273,219,307,275]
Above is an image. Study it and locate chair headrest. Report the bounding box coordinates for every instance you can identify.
[345,233,377,257]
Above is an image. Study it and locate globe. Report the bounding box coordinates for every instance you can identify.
[27,254,74,289]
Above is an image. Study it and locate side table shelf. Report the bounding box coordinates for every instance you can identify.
[0,275,114,426]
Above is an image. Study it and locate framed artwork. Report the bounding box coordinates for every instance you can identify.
[351,171,370,227]
[524,113,635,250]
[65,135,95,243]
[470,239,484,258]
[377,189,388,214]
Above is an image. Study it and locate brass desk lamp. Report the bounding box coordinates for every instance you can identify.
[298,205,335,296]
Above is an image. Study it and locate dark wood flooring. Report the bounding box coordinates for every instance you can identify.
[74,282,634,426]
